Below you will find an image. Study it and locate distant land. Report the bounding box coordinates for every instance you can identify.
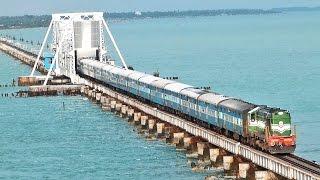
[272,6,320,12]
[0,7,318,30]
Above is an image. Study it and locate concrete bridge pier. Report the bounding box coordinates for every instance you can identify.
[101,96,111,111]
[209,148,220,163]
[120,105,128,118]
[223,156,234,172]
[91,90,96,101]
[83,87,89,96]
[110,100,117,112]
[80,86,85,94]
[255,171,276,180]
[184,136,201,152]
[197,142,211,161]
[172,132,185,149]
[115,103,122,114]
[100,95,106,103]
[238,163,250,179]
[164,126,182,144]
[88,89,93,98]
[127,108,135,121]
[209,148,229,168]
[190,142,213,171]
[145,118,157,140]
[133,112,141,125]
[95,92,102,103]
[156,122,165,138]
[148,119,156,133]
[140,115,148,129]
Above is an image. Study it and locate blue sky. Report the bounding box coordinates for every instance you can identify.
[1,0,320,16]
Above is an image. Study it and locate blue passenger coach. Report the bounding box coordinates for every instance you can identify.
[77,59,255,139]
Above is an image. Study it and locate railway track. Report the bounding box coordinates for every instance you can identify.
[276,154,320,176]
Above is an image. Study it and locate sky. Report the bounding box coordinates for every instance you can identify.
[1,0,320,16]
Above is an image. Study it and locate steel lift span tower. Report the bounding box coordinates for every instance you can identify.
[30,12,128,85]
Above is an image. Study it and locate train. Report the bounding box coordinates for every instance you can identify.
[77,58,296,154]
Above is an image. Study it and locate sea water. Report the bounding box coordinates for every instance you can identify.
[0,10,319,178]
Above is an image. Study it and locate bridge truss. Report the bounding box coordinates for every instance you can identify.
[30,12,128,85]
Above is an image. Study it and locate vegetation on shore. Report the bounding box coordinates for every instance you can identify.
[0,9,280,30]
[0,7,319,30]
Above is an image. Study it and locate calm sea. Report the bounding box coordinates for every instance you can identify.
[1,10,320,178]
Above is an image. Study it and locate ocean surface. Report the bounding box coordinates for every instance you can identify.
[1,10,320,178]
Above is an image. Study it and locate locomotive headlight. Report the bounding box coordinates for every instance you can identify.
[271,141,275,146]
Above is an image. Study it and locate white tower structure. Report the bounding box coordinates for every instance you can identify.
[30,12,128,85]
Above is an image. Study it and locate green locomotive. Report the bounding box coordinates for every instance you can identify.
[247,106,296,154]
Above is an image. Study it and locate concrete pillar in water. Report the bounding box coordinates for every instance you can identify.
[172,132,184,147]
[84,87,89,96]
[110,100,117,112]
[184,137,192,149]
[209,148,220,163]
[105,97,111,104]
[101,97,111,111]
[88,90,93,98]
[223,156,234,171]
[120,105,128,118]
[115,103,122,113]
[95,92,101,103]
[255,171,268,180]
[238,163,250,179]
[184,137,200,158]
[255,171,276,180]
[80,86,85,94]
[148,119,156,133]
[127,108,134,121]
[197,142,210,160]
[164,126,176,143]
[140,115,148,129]
[156,123,165,137]
[100,96,106,104]
[133,112,141,125]
[102,104,111,111]
[91,90,96,99]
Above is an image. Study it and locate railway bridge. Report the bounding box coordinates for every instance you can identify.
[0,12,319,180]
